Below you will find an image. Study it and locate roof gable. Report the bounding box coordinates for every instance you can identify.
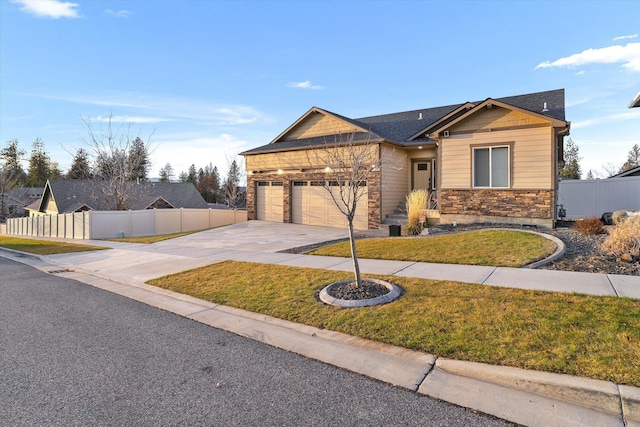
[427,98,568,137]
[271,107,377,143]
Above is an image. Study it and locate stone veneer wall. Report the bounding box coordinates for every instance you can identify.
[246,170,381,229]
[439,189,554,219]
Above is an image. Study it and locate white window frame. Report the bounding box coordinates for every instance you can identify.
[472,145,510,188]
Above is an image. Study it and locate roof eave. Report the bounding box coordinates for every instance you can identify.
[629,92,640,108]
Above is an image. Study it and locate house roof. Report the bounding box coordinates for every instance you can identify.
[241,89,567,156]
[630,92,640,108]
[32,179,207,213]
[610,166,640,177]
[3,187,43,205]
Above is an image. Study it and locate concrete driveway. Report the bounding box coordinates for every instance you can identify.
[43,221,363,284]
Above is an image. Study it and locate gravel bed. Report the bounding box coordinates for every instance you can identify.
[325,280,391,300]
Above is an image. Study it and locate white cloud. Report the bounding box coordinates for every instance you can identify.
[535,42,640,72]
[571,110,640,129]
[287,81,324,90]
[574,70,585,76]
[152,133,250,178]
[11,0,81,19]
[613,34,638,41]
[105,9,133,19]
[95,115,171,124]
[25,91,271,126]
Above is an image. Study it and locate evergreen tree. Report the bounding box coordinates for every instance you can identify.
[68,148,93,179]
[197,163,220,203]
[26,138,52,187]
[1,139,27,185]
[585,170,595,180]
[158,163,174,182]
[620,144,640,173]
[559,138,582,179]
[128,137,150,181]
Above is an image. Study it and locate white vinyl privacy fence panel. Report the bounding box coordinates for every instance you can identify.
[4,208,247,239]
[558,177,640,219]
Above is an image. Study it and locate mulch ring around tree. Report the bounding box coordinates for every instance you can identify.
[318,278,403,308]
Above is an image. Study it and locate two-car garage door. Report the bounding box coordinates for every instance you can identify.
[256,180,368,230]
[292,181,368,230]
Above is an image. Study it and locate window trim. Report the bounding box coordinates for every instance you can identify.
[472,144,512,189]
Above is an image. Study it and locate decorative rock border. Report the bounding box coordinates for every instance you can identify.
[319,278,402,308]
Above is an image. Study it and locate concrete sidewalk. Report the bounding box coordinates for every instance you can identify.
[2,221,639,426]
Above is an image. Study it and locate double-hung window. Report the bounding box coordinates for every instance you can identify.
[473,146,509,188]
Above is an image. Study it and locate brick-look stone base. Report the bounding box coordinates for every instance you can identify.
[439,189,554,219]
[246,172,381,229]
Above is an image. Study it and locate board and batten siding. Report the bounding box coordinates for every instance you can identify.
[286,112,357,140]
[380,145,410,218]
[440,108,554,189]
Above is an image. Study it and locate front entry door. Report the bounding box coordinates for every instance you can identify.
[412,161,431,191]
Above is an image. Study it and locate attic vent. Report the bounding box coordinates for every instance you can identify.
[443,131,450,138]
[542,102,549,112]
[418,112,423,120]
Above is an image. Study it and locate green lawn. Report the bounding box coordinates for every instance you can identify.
[0,236,107,255]
[148,261,640,387]
[309,229,556,267]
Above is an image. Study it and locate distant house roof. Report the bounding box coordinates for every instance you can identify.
[630,92,640,108]
[610,166,640,178]
[30,179,207,214]
[3,187,43,206]
[241,89,567,156]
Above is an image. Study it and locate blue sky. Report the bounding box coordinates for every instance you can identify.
[1,0,639,179]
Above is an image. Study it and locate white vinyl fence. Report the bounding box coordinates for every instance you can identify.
[5,208,247,240]
[557,176,640,219]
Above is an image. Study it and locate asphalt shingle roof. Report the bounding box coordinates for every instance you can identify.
[40,179,207,213]
[241,89,566,155]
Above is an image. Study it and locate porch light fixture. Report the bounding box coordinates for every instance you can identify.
[325,167,332,173]
[418,146,423,149]
[277,169,284,174]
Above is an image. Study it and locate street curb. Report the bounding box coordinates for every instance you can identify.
[1,248,638,426]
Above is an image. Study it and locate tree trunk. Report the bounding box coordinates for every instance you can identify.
[347,219,362,288]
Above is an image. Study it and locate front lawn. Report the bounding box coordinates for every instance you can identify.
[0,236,108,255]
[308,229,556,267]
[148,260,640,387]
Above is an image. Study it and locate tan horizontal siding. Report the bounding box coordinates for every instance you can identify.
[440,125,553,189]
[246,145,379,172]
[381,146,410,217]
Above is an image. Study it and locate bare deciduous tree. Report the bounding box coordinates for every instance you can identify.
[221,154,245,209]
[308,132,396,288]
[81,115,153,210]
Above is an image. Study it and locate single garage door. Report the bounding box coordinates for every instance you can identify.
[292,181,368,230]
[256,181,284,222]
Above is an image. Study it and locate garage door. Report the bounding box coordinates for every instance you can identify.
[256,181,283,222]
[292,181,368,230]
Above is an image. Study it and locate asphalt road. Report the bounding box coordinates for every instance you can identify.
[0,256,514,426]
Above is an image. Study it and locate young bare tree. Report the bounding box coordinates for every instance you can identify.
[82,115,153,210]
[0,164,21,222]
[308,132,393,288]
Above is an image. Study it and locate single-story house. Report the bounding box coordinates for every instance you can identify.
[26,179,208,216]
[241,89,570,229]
[1,187,43,219]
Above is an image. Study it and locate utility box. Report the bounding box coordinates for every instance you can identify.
[389,224,401,237]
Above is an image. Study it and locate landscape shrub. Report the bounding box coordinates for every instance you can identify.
[573,217,603,235]
[405,189,428,235]
[601,217,640,259]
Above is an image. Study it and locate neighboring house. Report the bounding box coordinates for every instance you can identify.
[26,179,207,216]
[629,92,640,108]
[1,187,43,219]
[610,166,640,178]
[241,89,570,229]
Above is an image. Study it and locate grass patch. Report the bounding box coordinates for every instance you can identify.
[0,236,107,255]
[148,261,640,387]
[104,229,209,244]
[308,229,556,267]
